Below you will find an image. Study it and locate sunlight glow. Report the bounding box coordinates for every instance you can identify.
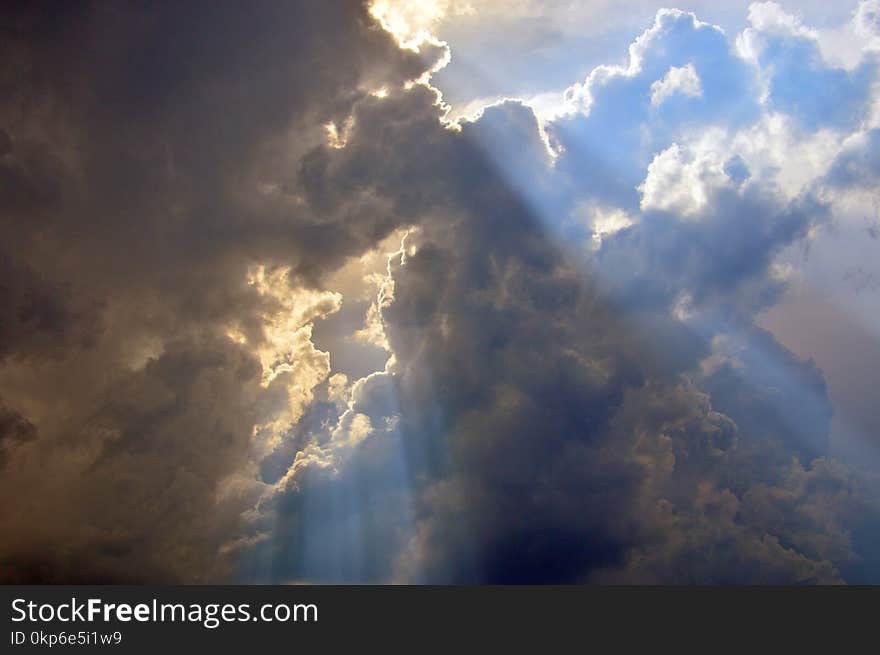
[369,0,471,50]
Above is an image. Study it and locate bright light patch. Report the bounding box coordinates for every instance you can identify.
[236,265,342,456]
[369,0,472,49]
[324,117,354,149]
[638,143,727,218]
[650,63,702,107]
[574,202,635,247]
[355,229,415,352]
[245,265,341,388]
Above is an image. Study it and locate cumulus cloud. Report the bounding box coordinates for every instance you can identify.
[855,0,880,47]
[737,2,877,129]
[650,63,703,106]
[638,142,729,217]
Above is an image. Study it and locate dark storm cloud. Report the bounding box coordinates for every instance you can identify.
[246,76,866,583]
[597,189,829,316]
[0,0,442,582]
[0,255,101,360]
[382,164,848,582]
[1,334,264,583]
[0,0,432,304]
[242,5,880,584]
[0,399,36,470]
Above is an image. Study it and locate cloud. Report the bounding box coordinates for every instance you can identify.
[3,0,880,584]
[242,39,867,582]
[0,0,443,582]
[638,142,728,217]
[856,0,880,48]
[650,63,703,107]
[0,399,36,471]
[551,9,759,214]
[826,128,880,187]
[737,2,877,129]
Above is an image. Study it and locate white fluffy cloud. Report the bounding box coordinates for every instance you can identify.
[650,63,703,106]
[638,143,729,217]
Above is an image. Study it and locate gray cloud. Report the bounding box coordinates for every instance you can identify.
[0,0,442,582]
[243,82,869,583]
[242,5,880,584]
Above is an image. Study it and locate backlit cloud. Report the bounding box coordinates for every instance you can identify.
[2,0,880,584]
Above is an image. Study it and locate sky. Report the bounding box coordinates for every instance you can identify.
[1,0,879,583]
